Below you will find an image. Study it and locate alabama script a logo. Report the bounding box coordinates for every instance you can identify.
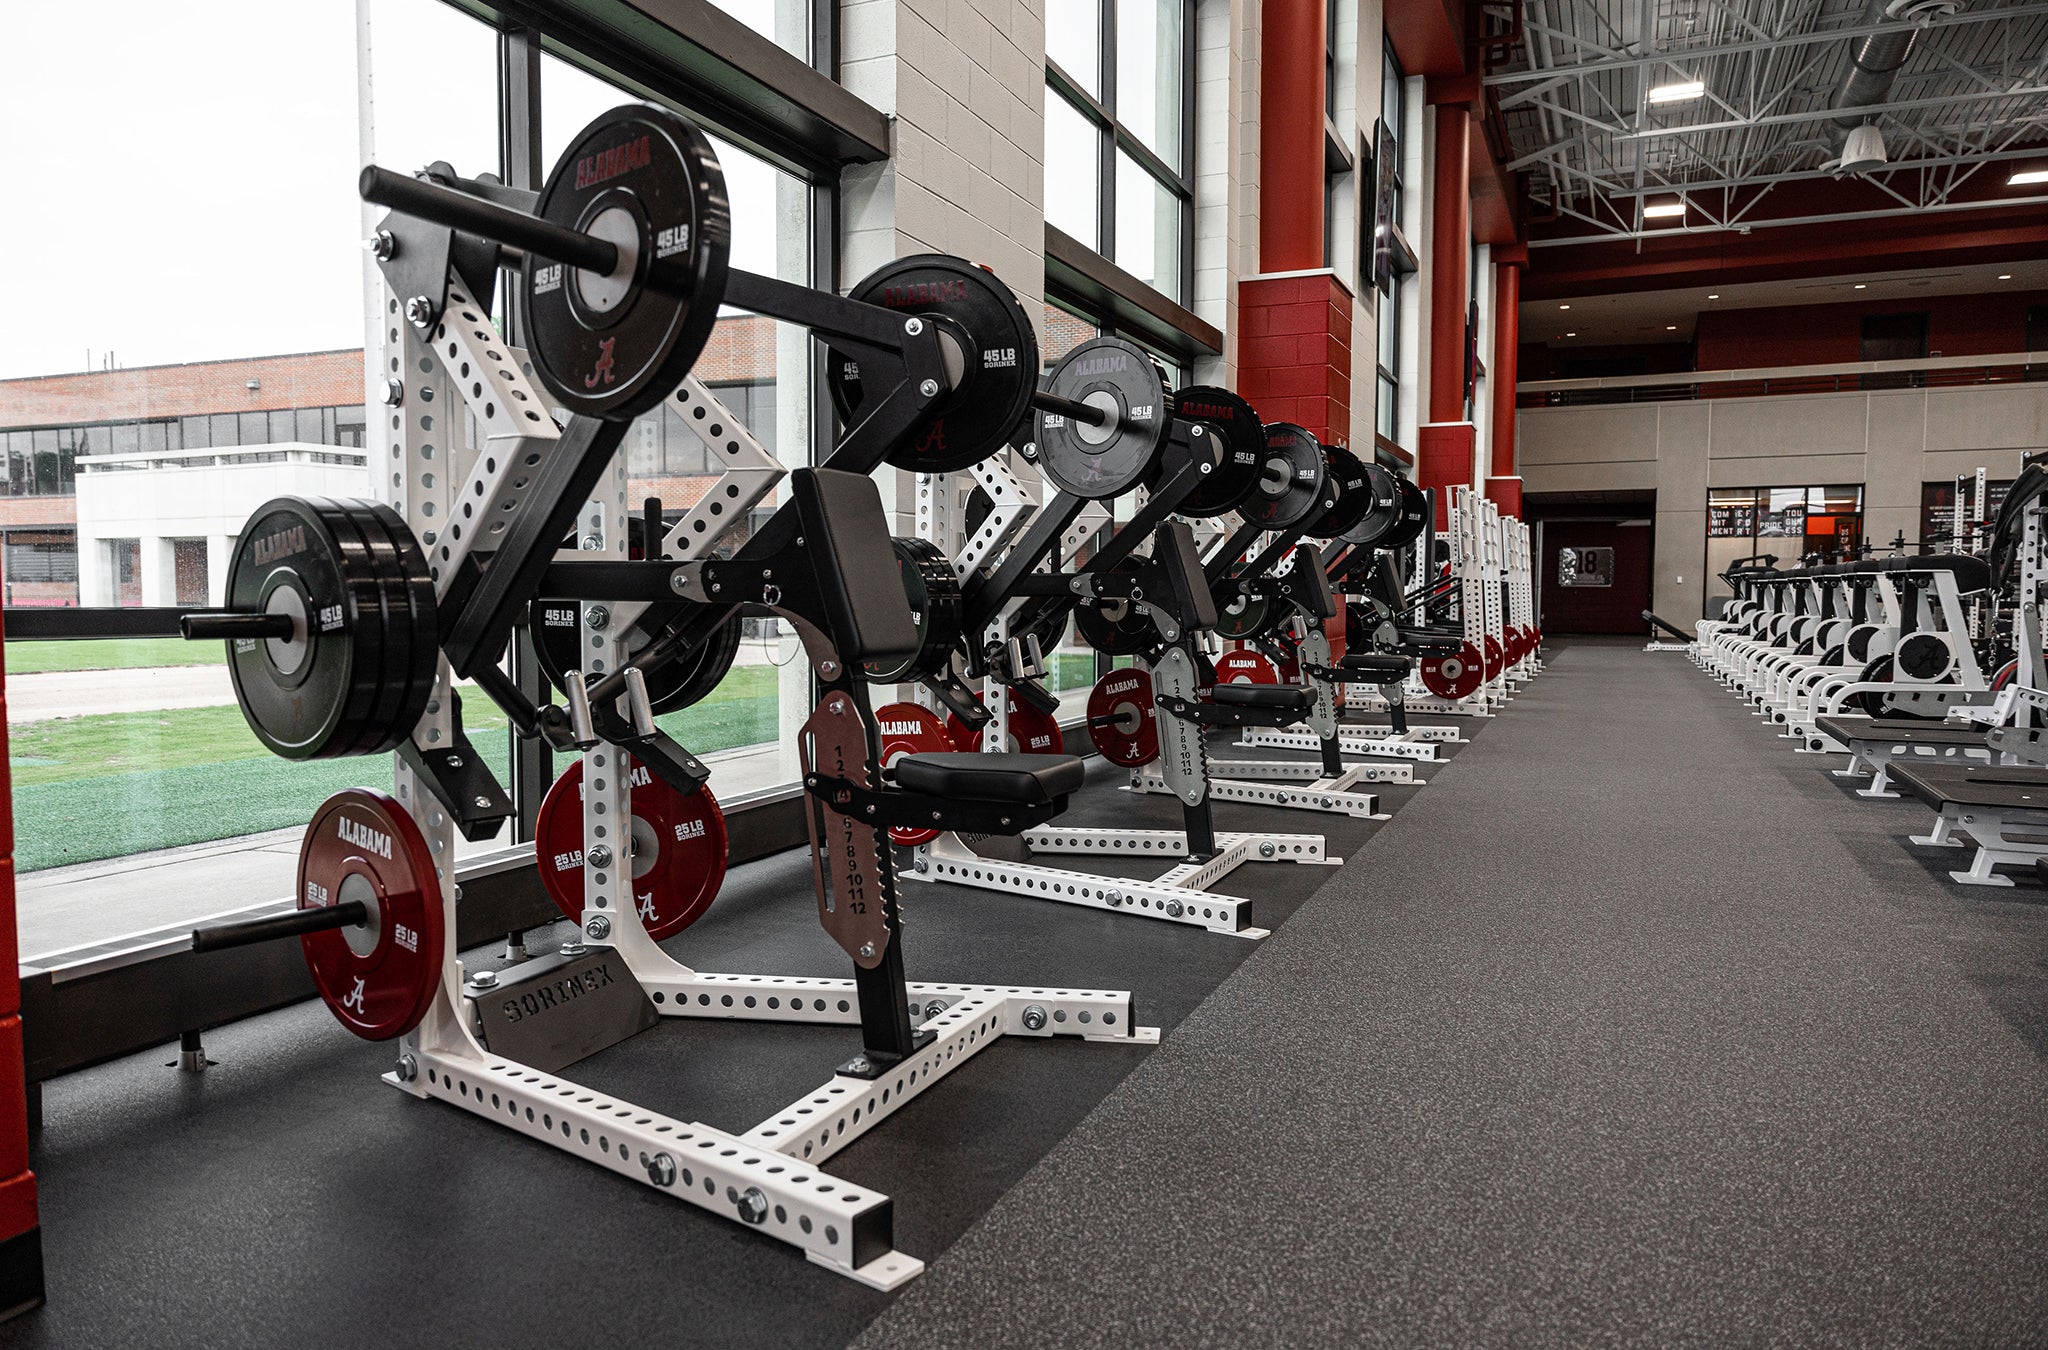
[586,337,617,390]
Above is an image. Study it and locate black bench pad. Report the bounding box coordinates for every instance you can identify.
[1891,763,2048,812]
[893,752,1085,806]
[1341,653,1412,678]
[1210,683,1313,712]
[1814,715,1992,748]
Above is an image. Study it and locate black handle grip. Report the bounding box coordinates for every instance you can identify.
[192,901,369,954]
[180,612,295,641]
[360,165,619,275]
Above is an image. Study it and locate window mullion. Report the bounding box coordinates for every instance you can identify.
[1098,0,1117,258]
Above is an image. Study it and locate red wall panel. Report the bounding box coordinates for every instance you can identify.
[1694,291,2048,371]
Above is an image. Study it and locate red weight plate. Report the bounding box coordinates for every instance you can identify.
[875,702,953,845]
[945,696,1067,755]
[1087,668,1160,768]
[1215,650,1280,684]
[1419,642,1484,700]
[298,788,444,1042]
[1482,633,1504,681]
[536,758,728,942]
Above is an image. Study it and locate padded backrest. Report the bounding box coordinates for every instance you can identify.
[1289,542,1339,620]
[1154,520,1218,632]
[791,468,920,664]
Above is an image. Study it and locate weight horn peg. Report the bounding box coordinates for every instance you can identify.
[360,103,732,422]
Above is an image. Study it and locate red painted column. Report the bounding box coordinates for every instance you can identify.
[1427,103,1471,424]
[1237,1,1350,442]
[0,609,41,1322]
[1258,0,1327,274]
[1486,261,1523,517]
[1420,100,1474,524]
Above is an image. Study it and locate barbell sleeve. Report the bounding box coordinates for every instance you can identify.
[1033,391,1110,428]
[192,901,371,954]
[359,165,620,275]
[179,612,295,641]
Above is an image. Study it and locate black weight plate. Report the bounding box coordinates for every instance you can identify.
[1243,423,1327,530]
[316,502,389,758]
[1306,444,1373,540]
[862,537,963,682]
[529,515,697,714]
[1852,655,1894,717]
[222,498,379,761]
[655,608,746,711]
[1340,463,1403,546]
[333,500,411,756]
[1212,587,1271,640]
[1037,337,1170,500]
[831,255,1039,474]
[523,104,731,422]
[1162,385,1264,517]
[1378,477,1430,550]
[1073,555,1154,655]
[356,500,440,752]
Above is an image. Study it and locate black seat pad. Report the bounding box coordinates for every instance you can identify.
[1209,683,1313,711]
[1891,762,2048,811]
[1814,714,1989,748]
[893,751,1084,805]
[1341,653,1412,677]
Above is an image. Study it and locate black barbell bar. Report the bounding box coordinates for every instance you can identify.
[192,901,371,954]
[179,612,296,640]
[362,166,1121,434]
[360,165,620,275]
[1033,390,1109,428]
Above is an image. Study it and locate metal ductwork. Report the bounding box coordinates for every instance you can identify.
[1829,0,1960,152]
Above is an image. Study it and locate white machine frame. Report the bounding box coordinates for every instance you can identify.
[369,251,1159,1291]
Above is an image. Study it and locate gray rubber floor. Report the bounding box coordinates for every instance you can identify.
[853,641,2048,1347]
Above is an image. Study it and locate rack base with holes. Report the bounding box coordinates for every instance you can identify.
[1234,724,1448,763]
[904,827,1345,937]
[1128,766,1386,817]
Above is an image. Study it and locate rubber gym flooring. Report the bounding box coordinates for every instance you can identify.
[7,638,2047,1347]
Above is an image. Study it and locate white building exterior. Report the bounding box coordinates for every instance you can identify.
[75,445,370,607]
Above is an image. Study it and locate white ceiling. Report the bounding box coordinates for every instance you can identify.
[1519,258,2048,346]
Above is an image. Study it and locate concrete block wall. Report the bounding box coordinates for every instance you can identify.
[840,0,1047,345]
[1518,382,2048,625]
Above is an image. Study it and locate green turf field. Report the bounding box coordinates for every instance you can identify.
[9,665,782,872]
[5,637,225,676]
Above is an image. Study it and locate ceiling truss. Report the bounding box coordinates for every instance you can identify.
[1489,0,2048,246]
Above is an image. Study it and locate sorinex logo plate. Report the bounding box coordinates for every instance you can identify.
[466,947,658,1072]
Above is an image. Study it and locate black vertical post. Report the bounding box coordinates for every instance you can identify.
[1182,794,1215,861]
[500,30,552,842]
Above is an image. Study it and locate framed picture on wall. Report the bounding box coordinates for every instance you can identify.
[1369,118,1398,293]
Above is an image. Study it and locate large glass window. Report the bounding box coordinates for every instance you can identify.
[0,0,823,954]
[1373,43,1407,448]
[0,0,504,955]
[542,52,816,806]
[1046,1,1193,304]
[1707,485,1865,581]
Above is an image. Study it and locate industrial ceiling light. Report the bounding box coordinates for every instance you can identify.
[1854,283,1867,289]
[2000,274,2015,280]
[1648,79,1705,103]
[1643,199,1687,219]
[1708,293,1720,299]
[1839,123,1888,175]
[1559,303,1571,310]
[2008,168,2048,185]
